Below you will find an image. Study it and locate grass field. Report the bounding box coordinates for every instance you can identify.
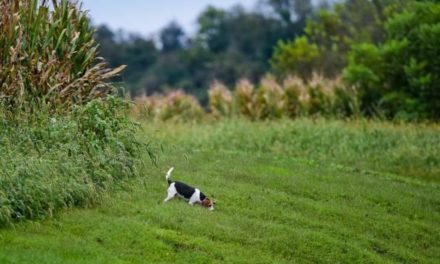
[0,119,439,263]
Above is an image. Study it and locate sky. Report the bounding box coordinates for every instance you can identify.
[81,0,259,37]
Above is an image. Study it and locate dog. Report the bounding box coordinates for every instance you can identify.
[163,167,215,211]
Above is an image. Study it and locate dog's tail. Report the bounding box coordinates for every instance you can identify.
[166,167,174,185]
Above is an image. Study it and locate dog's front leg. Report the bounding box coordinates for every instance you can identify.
[164,196,174,202]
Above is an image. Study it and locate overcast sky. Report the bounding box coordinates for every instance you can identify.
[81,0,259,37]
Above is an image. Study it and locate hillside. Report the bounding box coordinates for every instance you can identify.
[0,120,438,263]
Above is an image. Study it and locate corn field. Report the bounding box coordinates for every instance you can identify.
[0,0,124,113]
[132,74,361,121]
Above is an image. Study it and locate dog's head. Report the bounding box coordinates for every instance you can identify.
[201,198,215,211]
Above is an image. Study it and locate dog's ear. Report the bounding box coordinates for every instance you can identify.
[202,198,211,207]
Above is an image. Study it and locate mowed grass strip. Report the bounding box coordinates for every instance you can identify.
[0,120,439,263]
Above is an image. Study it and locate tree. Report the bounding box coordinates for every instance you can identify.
[93,2,311,101]
[271,0,389,79]
[160,22,185,53]
[344,1,440,119]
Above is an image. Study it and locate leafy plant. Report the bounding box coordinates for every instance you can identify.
[344,1,440,119]
[0,97,149,226]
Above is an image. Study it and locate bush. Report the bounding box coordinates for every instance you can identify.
[344,2,440,120]
[271,37,320,80]
[0,97,148,226]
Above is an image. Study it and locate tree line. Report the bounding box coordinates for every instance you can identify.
[95,0,440,120]
[94,0,318,102]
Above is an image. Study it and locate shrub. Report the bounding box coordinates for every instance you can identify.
[344,2,440,120]
[271,36,320,79]
[333,84,361,118]
[0,97,148,226]
[343,43,383,116]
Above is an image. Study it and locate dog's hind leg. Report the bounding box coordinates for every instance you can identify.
[164,183,177,202]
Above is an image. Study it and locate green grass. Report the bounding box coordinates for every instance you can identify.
[0,119,439,263]
[0,98,143,226]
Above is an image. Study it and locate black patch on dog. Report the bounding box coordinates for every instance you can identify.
[174,181,196,200]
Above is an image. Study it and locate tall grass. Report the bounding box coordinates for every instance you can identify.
[145,119,440,183]
[0,1,150,226]
[0,97,149,226]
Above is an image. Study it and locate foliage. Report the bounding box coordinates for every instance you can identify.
[271,37,320,79]
[0,97,148,226]
[271,0,391,78]
[93,1,316,99]
[0,0,124,112]
[344,1,440,120]
[0,0,153,227]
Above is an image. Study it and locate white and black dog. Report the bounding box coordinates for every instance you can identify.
[163,167,214,211]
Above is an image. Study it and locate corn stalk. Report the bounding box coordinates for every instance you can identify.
[0,0,125,112]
